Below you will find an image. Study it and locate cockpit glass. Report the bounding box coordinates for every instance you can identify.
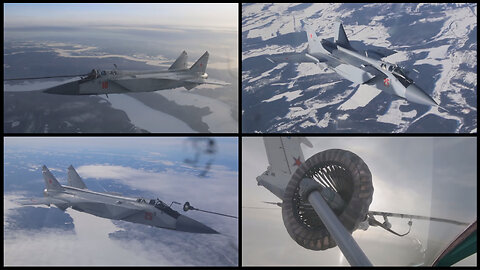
[394,67,405,76]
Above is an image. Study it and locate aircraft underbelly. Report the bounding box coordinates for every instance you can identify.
[367,75,406,98]
[72,202,130,220]
[122,209,177,229]
[77,81,113,94]
[115,79,185,92]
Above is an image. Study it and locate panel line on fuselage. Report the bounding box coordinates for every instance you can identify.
[61,185,138,204]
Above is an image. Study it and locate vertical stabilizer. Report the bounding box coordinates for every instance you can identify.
[42,165,64,190]
[304,24,324,53]
[67,165,87,189]
[334,21,351,49]
[189,51,209,73]
[169,51,188,71]
[256,137,313,200]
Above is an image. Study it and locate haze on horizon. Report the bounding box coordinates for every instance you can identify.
[4,3,238,31]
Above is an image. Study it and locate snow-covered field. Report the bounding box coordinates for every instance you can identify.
[106,94,196,133]
[158,89,237,133]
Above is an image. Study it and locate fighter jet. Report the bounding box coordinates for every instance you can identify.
[266,22,438,106]
[5,51,228,96]
[19,165,218,234]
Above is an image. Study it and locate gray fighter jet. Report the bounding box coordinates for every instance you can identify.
[19,165,218,234]
[5,51,228,96]
[266,22,438,106]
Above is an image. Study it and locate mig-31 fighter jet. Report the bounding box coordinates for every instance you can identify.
[5,51,228,96]
[19,165,219,234]
[266,22,438,106]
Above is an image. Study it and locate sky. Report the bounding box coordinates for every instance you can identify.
[242,137,476,266]
[4,136,238,266]
[4,136,237,154]
[4,3,238,30]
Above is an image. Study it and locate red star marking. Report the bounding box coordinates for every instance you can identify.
[384,78,390,86]
[49,179,52,184]
[200,63,203,67]
[310,34,312,38]
[144,212,153,220]
[293,156,302,166]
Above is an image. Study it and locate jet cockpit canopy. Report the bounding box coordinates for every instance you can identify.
[137,197,180,218]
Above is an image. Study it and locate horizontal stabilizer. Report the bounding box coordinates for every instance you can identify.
[184,82,198,90]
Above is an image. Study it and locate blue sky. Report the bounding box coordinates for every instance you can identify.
[4,3,238,30]
[4,137,238,171]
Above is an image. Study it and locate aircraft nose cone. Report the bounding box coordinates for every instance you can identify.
[405,84,438,106]
[43,81,80,95]
[176,215,219,234]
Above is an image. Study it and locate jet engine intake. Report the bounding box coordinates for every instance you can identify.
[282,149,374,250]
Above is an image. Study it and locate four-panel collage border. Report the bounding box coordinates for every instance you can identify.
[3,3,477,267]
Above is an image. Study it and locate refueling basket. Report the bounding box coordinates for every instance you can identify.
[282,149,374,250]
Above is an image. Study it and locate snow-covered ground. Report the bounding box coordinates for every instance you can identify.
[158,90,237,133]
[106,94,196,133]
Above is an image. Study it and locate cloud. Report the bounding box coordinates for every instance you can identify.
[4,186,238,266]
[4,194,164,265]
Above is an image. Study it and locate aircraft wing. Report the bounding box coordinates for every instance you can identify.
[266,52,326,64]
[182,79,229,86]
[119,73,229,86]
[364,47,397,60]
[332,64,376,85]
[266,51,379,85]
[17,197,67,206]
